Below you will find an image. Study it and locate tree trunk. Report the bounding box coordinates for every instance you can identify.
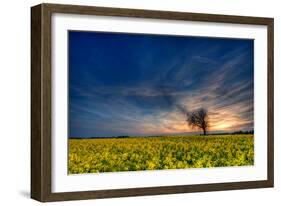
[203,128,206,135]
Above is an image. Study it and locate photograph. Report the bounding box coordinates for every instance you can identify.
[68,31,254,174]
[30,3,273,201]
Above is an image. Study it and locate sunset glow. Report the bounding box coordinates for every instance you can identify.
[69,31,254,137]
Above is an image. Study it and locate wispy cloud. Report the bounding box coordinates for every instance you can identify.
[69,31,254,137]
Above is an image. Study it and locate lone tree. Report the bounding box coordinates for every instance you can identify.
[186,108,209,135]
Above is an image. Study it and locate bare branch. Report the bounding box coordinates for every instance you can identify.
[186,108,209,135]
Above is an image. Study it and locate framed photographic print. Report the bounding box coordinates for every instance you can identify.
[31,3,274,202]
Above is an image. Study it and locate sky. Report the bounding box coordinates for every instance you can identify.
[68,31,254,137]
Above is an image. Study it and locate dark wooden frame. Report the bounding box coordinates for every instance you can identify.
[31,3,274,202]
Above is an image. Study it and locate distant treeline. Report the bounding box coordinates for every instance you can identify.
[232,130,254,134]
[69,130,254,139]
[208,130,254,135]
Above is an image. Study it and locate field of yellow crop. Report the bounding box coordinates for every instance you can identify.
[68,134,254,174]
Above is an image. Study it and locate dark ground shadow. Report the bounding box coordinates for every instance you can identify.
[18,190,30,198]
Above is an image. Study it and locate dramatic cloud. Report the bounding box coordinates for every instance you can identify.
[69,31,254,137]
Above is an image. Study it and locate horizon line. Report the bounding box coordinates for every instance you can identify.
[69,129,254,139]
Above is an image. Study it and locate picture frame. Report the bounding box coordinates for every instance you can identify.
[31,3,274,202]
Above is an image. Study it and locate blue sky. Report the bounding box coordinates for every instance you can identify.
[68,31,254,137]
